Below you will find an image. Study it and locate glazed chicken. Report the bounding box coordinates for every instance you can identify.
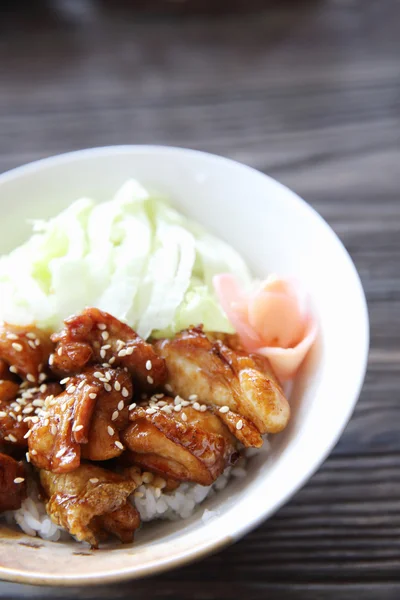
[122,397,238,485]
[0,453,26,512]
[51,307,167,391]
[1,307,293,549]
[28,367,133,473]
[0,381,62,450]
[0,323,54,383]
[40,463,139,547]
[155,327,290,437]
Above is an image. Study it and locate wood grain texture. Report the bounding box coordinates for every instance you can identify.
[0,0,399,598]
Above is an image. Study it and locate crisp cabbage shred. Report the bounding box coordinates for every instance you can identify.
[0,180,251,338]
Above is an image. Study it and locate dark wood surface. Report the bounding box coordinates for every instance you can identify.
[0,0,399,598]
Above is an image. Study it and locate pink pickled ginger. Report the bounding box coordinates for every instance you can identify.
[213,274,317,380]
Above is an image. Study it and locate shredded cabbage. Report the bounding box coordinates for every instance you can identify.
[0,180,252,338]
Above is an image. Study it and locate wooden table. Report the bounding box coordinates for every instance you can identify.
[0,0,399,597]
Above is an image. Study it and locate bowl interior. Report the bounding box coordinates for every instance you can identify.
[0,146,368,585]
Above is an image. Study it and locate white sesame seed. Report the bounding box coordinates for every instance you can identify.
[165,384,173,393]
[38,373,47,383]
[193,402,201,411]
[100,377,108,383]
[114,380,121,392]
[22,406,34,414]
[23,429,32,439]
[26,332,37,340]
[13,477,25,484]
[93,371,103,378]
[236,419,243,430]
[180,400,189,407]
[73,423,84,432]
[26,452,31,463]
[97,323,107,330]
[117,400,124,411]
[104,371,111,381]
[200,404,207,412]
[55,448,66,458]
[17,415,23,422]
[115,441,124,450]
[30,449,37,456]
[39,384,47,393]
[174,404,182,412]
[57,347,63,356]
[129,403,137,411]
[8,434,17,443]
[144,360,152,371]
[219,406,230,414]
[111,410,119,421]
[107,426,114,436]
[181,412,187,422]
[174,395,183,405]
[161,405,172,413]
[108,356,116,365]
[125,347,134,356]
[89,393,97,400]
[102,363,111,369]
[147,375,154,385]
[146,407,157,415]
[104,383,112,392]
[12,342,23,352]
[100,349,106,359]
[31,416,39,424]
[89,478,99,484]
[121,387,129,398]
[0,411,7,418]
[35,338,41,347]
[28,340,36,349]
[101,344,111,351]
[9,365,18,374]
[78,380,85,390]
[7,333,18,340]
[101,331,109,341]
[26,373,36,383]
[117,349,127,357]
[48,354,54,366]
[189,394,198,400]
[51,424,57,435]
[44,418,49,427]
[67,385,76,394]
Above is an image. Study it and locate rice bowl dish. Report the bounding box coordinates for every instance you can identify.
[2,146,368,584]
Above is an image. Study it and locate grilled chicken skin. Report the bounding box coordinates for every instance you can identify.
[40,463,139,547]
[122,397,238,485]
[28,367,132,473]
[155,327,290,435]
[51,307,167,391]
[0,323,54,383]
[0,381,62,450]
[0,453,26,512]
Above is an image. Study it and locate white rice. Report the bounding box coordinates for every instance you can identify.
[4,478,62,542]
[2,455,251,543]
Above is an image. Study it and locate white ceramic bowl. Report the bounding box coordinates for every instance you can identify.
[0,146,368,586]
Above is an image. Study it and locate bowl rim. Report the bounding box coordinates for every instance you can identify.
[0,145,369,586]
